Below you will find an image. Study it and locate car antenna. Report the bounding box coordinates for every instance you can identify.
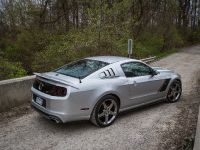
[78,70,82,83]
[79,76,82,83]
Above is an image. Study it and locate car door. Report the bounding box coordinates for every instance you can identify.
[121,62,164,105]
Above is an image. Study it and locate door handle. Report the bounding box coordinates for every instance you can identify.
[133,80,137,86]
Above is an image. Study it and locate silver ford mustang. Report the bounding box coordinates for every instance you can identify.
[31,56,182,127]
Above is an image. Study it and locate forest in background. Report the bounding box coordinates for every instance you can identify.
[0,0,200,80]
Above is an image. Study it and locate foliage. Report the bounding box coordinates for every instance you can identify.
[0,59,27,80]
[0,0,200,80]
[32,34,75,72]
[2,29,50,73]
[187,27,200,44]
[32,28,125,72]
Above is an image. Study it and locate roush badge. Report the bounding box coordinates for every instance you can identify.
[38,82,44,91]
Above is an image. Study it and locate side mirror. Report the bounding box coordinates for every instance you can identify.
[151,69,158,76]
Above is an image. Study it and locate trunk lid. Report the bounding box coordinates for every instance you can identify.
[34,72,79,89]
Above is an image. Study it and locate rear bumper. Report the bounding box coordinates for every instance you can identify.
[31,87,92,123]
[31,103,63,123]
[31,100,91,123]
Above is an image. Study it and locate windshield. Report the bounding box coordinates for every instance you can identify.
[55,59,109,79]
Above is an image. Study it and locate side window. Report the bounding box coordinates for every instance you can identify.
[121,62,152,77]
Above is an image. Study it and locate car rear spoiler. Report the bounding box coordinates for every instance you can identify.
[34,73,79,89]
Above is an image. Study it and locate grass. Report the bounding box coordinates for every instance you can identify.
[177,137,195,150]
[156,48,178,59]
[132,47,179,60]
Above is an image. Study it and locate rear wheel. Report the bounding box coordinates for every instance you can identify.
[90,95,119,127]
[167,80,182,103]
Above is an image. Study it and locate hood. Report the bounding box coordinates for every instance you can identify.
[152,67,174,73]
[34,72,80,89]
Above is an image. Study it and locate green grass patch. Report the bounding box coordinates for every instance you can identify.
[154,48,178,59]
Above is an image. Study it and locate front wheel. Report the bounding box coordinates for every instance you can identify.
[167,80,182,103]
[90,95,119,127]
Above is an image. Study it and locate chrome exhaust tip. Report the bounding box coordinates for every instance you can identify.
[49,116,61,123]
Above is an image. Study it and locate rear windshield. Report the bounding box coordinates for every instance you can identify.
[55,59,109,79]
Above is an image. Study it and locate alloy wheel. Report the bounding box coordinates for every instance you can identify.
[167,81,182,102]
[97,99,118,125]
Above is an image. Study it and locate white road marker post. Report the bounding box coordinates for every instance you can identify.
[128,39,133,58]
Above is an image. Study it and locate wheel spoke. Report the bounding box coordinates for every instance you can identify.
[177,87,181,93]
[174,92,178,96]
[108,101,114,110]
[102,102,107,109]
[168,89,173,97]
[109,111,116,116]
[105,115,109,124]
[173,91,177,97]
[98,112,104,118]
[174,84,178,90]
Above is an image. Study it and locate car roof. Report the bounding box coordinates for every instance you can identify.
[86,56,138,64]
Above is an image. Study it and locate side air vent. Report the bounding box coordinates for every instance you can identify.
[159,78,171,92]
[99,68,117,79]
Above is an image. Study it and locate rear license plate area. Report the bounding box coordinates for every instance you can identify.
[33,94,46,108]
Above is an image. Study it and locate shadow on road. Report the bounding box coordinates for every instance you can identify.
[35,99,168,131]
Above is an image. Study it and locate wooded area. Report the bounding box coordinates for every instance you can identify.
[0,0,200,80]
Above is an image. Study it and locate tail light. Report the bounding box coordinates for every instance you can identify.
[50,86,67,96]
[33,79,67,97]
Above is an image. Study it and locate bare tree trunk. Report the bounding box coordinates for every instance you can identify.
[39,0,49,28]
[192,0,198,29]
[62,0,69,32]
[75,1,79,29]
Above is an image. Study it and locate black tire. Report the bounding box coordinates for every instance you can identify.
[166,80,182,103]
[90,95,119,127]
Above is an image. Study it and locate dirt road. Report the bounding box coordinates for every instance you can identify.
[0,45,200,150]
